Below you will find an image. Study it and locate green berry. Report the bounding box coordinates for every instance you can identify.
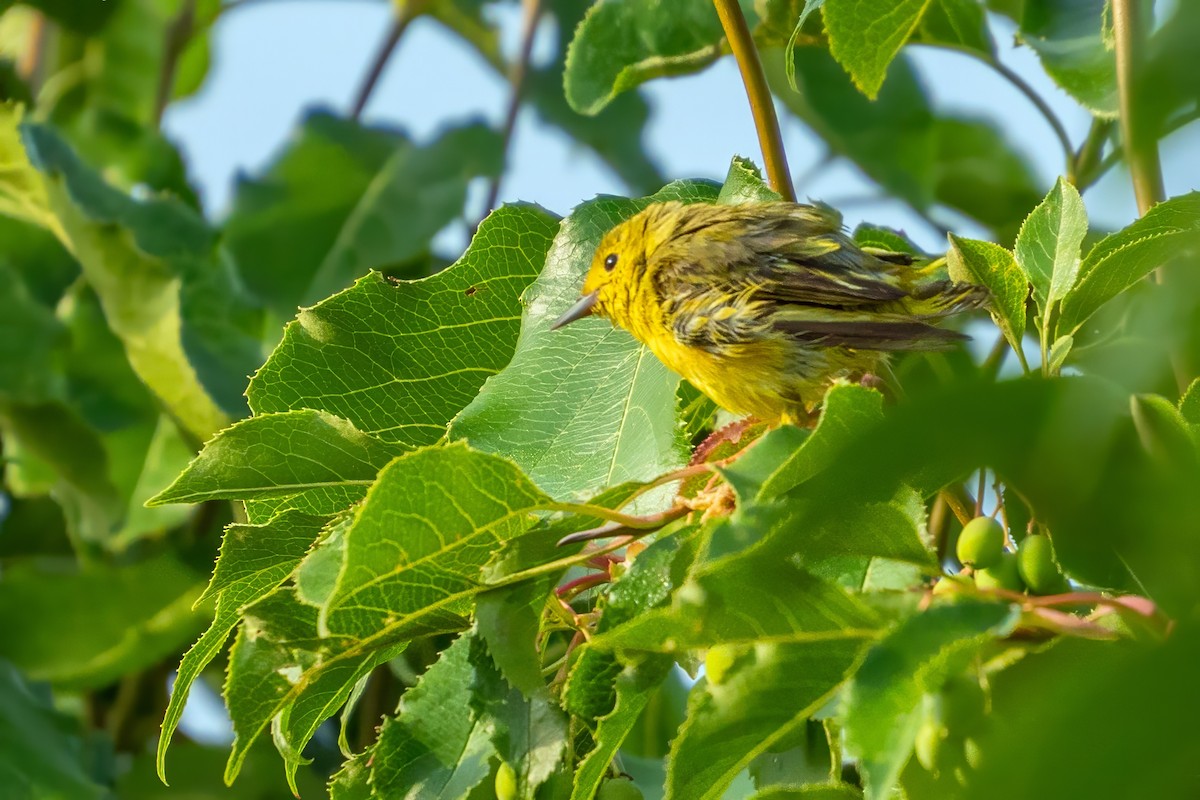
[1017,534,1065,594]
[597,778,644,800]
[704,644,738,685]
[494,762,517,800]
[956,517,1005,569]
[914,716,946,772]
[974,551,1024,592]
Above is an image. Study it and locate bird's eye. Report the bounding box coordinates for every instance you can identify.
[604,253,619,271]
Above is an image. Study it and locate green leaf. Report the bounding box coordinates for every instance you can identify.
[22,122,261,439]
[148,410,407,508]
[1014,177,1087,326]
[301,121,504,306]
[721,383,884,502]
[1019,0,1118,117]
[1057,192,1200,335]
[0,552,207,688]
[319,443,550,640]
[918,0,994,55]
[748,786,863,800]
[947,235,1029,363]
[666,638,867,800]
[0,401,123,542]
[223,111,409,317]
[450,180,720,499]
[157,511,326,783]
[370,635,495,800]
[470,636,569,798]
[1130,393,1197,470]
[0,659,109,799]
[592,548,880,653]
[717,156,782,204]
[571,659,673,800]
[0,264,65,403]
[843,601,1020,800]
[822,0,933,98]
[969,625,1200,798]
[1180,378,1200,428]
[0,104,53,230]
[564,0,724,115]
[249,204,557,448]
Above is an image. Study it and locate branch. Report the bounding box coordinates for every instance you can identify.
[350,2,422,121]
[479,0,543,220]
[1111,0,1165,216]
[154,0,197,127]
[712,0,795,201]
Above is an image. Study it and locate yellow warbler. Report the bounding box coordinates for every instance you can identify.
[552,201,986,424]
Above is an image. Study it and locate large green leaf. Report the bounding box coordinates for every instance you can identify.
[666,638,867,800]
[149,410,407,508]
[370,635,495,800]
[592,549,881,653]
[248,204,557,448]
[564,0,725,115]
[0,552,208,688]
[843,601,1020,800]
[1057,192,1200,335]
[822,0,932,99]
[157,511,326,783]
[450,180,720,499]
[0,659,109,799]
[0,263,65,403]
[1019,0,1117,117]
[21,122,261,439]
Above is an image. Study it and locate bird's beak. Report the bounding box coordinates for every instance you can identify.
[550,291,599,330]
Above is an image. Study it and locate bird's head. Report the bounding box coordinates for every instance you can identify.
[551,202,681,330]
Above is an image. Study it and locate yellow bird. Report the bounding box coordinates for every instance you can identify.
[552,200,987,425]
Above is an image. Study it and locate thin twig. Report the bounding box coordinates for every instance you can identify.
[1072,119,1114,189]
[154,0,197,127]
[712,0,795,201]
[939,484,976,526]
[17,12,48,91]
[480,0,543,219]
[350,2,422,121]
[984,58,1075,175]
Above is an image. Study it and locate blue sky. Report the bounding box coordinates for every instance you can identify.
[164,1,1196,258]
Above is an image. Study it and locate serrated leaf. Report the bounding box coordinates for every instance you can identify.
[371,635,494,800]
[1057,192,1200,335]
[666,638,866,800]
[1180,378,1200,427]
[0,552,207,689]
[1130,393,1197,469]
[1014,177,1087,326]
[591,548,880,653]
[822,0,933,99]
[148,410,407,507]
[947,235,1029,364]
[722,384,884,502]
[564,0,724,115]
[319,443,550,641]
[158,511,326,783]
[470,636,568,798]
[1019,0,1118,117]
[450,180,720,499]
[571,659,673,800]
[21,122,261,439]
[843,601,1020,800]
[1045,333,1073,374]
[717,156,782,204]
[0,104,53,229]
[249,204,557,448]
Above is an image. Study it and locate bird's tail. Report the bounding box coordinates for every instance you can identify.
[903,256,990,319]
